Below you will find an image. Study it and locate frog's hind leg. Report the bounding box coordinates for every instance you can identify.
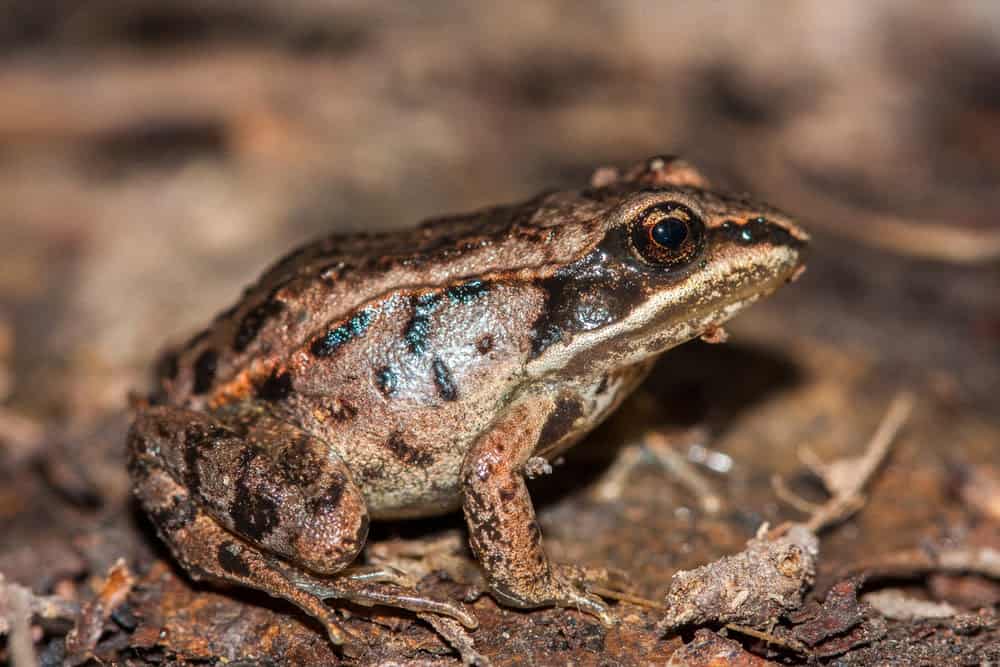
[128,447,363,651]
[129,405,372,577]
[128,406,476,650]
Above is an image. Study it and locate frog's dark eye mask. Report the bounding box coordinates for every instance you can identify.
[628,202,705,268]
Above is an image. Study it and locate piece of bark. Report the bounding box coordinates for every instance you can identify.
[659,524,819,632]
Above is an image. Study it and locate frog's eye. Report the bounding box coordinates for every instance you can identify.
[629,202,705,267]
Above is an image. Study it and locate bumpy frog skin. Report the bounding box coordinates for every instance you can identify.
[127,156,807,652]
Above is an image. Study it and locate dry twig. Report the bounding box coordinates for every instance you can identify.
[593,429,723,514]
[64,559,135,666]
[418,613,490,667]
[772,392,914,533]
[3,579,37,667]
[724,622,807,654]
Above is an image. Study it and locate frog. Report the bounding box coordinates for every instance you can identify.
[127,156,808,653]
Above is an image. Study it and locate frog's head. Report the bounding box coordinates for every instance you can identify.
[526,156,808,379]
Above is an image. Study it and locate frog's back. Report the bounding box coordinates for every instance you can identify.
[153,191,611,412]
[146,190,620,515]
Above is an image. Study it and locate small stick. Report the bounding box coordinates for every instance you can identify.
[772,392,913,533]
[586,584,664,610]
[643,431,724,515]
[724,623,807,654]
[770,474,822,514]
[418,613,490,667]
[805,392,913,532]
[845,546,1000,581]
[3,582,38,667]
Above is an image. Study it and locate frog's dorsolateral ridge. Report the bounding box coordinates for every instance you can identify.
[128,156,808,652]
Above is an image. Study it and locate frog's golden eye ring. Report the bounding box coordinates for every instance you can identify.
[629,202,705,268]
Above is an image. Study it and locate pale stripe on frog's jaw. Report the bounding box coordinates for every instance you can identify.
[525,203,806,381]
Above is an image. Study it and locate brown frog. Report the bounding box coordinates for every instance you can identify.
[128,156,807,652]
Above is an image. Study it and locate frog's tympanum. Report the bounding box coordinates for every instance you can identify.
[128,157,807,651]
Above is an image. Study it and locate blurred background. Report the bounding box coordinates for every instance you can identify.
[1,2,998,664]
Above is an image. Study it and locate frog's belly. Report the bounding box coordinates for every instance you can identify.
[359,469,465,521]
[367,487,464,520]
[334,433,470,521]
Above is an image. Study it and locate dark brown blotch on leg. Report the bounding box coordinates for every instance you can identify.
[278,436,325,487]
[217,542,253,578]
[536,396,584,453]
[307,474,346,515]
[231,450,281,542]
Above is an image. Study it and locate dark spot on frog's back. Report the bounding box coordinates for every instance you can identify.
[476,334,494,354]
[256,369,293,401]
[311,308,374,357]
[537,396,584,451]
[405,293,440,355]
[375,366,397,396]
[233,299,285,352]
[432,357,458,401]
[192,348,218,394]
[405,281,489,355]
[446,279,490,304]
[385,432,434,467]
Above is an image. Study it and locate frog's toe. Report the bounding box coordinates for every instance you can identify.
[339,564,410,586]
[548,586,616,626]
[564,589,617,626]
[287,570,478,629]
[550,565,620,625]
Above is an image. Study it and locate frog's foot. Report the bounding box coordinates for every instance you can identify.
[540,564,632,625]
[132,465,364,653]
[284,567,479,629]
[488,563,615,625]
[131,455,474,655]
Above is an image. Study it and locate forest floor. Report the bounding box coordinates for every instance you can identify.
[1,3,998,664]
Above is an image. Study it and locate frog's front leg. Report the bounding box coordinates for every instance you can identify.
[461,400,616,624]
[128,406,475,652]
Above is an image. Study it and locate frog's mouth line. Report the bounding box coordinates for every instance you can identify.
[526,249,804,379]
